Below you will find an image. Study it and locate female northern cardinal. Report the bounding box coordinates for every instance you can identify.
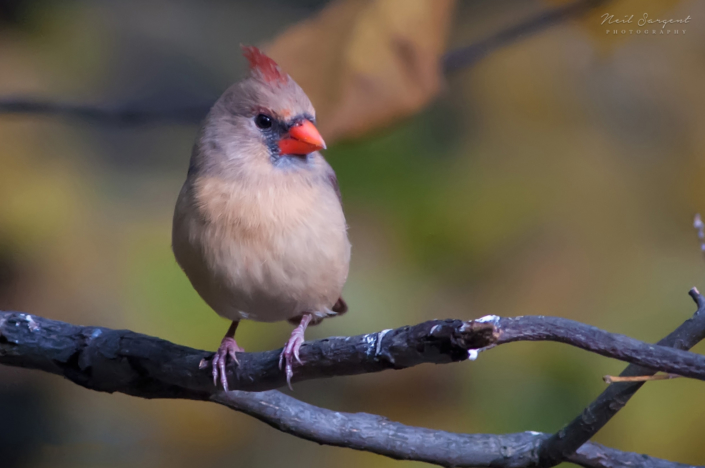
[172,46,350,390]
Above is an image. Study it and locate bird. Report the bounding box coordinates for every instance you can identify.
[172,45,350,391]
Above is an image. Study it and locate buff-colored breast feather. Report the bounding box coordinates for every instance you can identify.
[172,166,350,323]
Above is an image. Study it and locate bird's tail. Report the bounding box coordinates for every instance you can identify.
[288,297,348,326]
[332,297,348,314]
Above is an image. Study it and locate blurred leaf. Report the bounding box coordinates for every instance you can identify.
[267,0,456,143]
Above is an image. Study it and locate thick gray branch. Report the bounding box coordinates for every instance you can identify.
[2,310,705,396]
[0,313,489,394]
[1,309,702,467]
[2,310,705,394]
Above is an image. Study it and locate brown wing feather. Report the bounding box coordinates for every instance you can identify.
[332,297,348,313]
[328,171,342,205]
[328,170,346,316]
[328,171,347,316]
[287,298,348,326]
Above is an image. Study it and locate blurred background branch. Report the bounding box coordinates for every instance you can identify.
[0,0,608,137]
[442,0,608,72]
[0,99,209,125]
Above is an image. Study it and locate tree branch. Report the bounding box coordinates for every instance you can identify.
[0,98,212,125]
[0,0,609,126]
[0,313,491,394]
[3,308,705,394]
[536,290,705,465]
[1,298,704,467]
[442,0,608,73]
[212,390,695,468]
[541,211,705,463]
[485,315,705,381]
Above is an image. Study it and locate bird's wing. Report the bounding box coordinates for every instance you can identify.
[332,297,348,313]
[321,156,343,205]
[327,171,342,205]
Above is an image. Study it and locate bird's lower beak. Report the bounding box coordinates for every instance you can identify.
[278,120,326,156]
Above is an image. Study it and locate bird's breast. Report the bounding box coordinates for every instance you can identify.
[173,172,350,322]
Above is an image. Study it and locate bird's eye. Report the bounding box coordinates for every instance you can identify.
[255,114,273,129]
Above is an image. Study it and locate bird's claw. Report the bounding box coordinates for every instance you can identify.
[211,337,244,392]
[279,329,306,390]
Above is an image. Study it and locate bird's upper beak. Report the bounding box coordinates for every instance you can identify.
[278,120,326,156]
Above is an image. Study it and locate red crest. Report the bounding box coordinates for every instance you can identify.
[241,45,288,85]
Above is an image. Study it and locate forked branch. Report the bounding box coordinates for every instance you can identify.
[1,288,704,467]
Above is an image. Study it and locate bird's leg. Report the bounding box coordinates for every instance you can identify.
[209,321,244,391]
[279,313,313,389]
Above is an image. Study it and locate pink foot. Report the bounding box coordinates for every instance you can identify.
[210,336,244,391]
[279,314,313,389]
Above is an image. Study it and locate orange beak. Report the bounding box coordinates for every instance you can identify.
[278,120,326,156]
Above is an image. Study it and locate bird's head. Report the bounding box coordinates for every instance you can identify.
[198,46,325,176]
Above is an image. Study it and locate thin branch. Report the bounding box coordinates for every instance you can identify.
[443,0,608,73]
[0,0,609,126]
[477,314,705,382]
[0,98,212,125]
[537,288,705,466]
[212,390,695,468]
[0,309,698,468]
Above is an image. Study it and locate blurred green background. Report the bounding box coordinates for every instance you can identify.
[1,0,705,467]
